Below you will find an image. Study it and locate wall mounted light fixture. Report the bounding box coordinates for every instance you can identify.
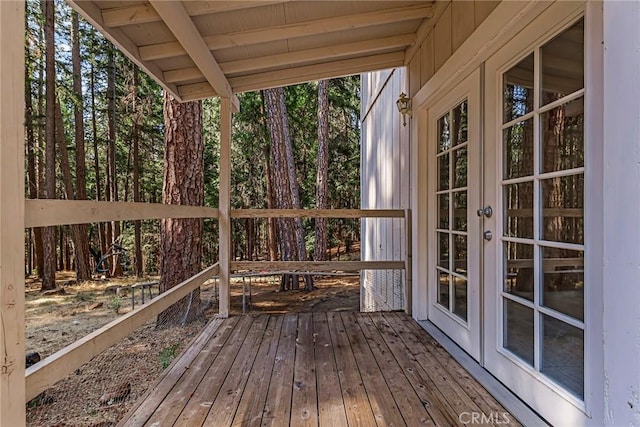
[396,92,412,127]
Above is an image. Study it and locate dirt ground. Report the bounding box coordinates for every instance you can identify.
[25,271,359,426]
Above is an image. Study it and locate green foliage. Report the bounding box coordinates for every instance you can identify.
[159,343,180,369]
[25,0,362,272]
[107,295,121,314]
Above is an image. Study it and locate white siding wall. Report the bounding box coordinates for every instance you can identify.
[360,68,409,311]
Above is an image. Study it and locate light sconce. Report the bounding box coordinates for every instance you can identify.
[396,92,412,127]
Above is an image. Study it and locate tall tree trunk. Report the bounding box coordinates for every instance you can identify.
[157,93,203,327]
[58,227,64,271]
[132,68,143,277]
[90,55,107,259]
[25,56,40,277]
[264,88,313,291]
[107,48,122,276]
[42,0,57,291]
[34,33,45,278]
[55,99,92,281]
[71,11,92,281]
[314,79,330,261]
[263,146,278,261]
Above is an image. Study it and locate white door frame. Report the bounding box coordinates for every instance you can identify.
[410,1,604,425]
[483,3,603,425]
[426,69,482,361]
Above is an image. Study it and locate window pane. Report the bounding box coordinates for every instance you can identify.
[504,299,534,367]
[438,154,450,191]
[504,54,534,123]
[542,247,584,321]
[541,97,584,173]
[504,181,534,239]
[504,119,534,179]
[453,100,468,145]
[453,234,467,276]
[438,113,451,152]
[540,19,584,106]
[453,191,467,231]
[438,271,450,309]
[542,315,584,399]
[454,278,468,321]
[438,232,449,269]
[438,193,449,230]
[504,242,535,302]
[453,146,468,188]
[541,174,584,244]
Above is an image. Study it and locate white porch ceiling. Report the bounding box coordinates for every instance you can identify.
[68,0,435,105]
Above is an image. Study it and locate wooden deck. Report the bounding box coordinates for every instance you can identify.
[119,312,519,426]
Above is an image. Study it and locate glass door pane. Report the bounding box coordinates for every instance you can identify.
[436,100,469,322]
[500,18,585,400]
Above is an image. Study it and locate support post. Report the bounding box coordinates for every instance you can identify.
[404,209,412,315]
[0,1,26,423]
[602,1,640,424]
[218,97,232,317]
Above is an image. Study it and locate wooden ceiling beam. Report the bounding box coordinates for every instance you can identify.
[140,3,434,61]
[177,51,406,99]
[150,1,239,110]
[103,1,292,28]
[67,0,183,101]
[230,51,406,93]
[164,34,415,83]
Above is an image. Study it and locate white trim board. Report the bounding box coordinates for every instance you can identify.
[418,320,549,427]
[412,0,553,111]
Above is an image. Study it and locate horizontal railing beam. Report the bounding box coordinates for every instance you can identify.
[230,208,405,219]
[25,199,219,227]
[25,263,220,401]
[231,260,405,272]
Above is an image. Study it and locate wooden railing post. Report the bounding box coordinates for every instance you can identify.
[0,1,26,423]
[405,209,412,315]
[218,97,232,317]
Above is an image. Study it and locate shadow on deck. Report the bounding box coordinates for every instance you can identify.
[118,312,520,426]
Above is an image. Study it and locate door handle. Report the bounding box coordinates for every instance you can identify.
[476,206,493,218]
[483,230,493,241]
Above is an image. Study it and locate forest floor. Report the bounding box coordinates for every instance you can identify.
[25,259,359,426]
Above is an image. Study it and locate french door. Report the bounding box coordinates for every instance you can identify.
[427,70,481,361]
[483,10,589,424]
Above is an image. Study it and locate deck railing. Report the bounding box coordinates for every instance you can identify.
[23,199,412,403]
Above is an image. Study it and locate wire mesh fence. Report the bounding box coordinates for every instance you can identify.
[25,277,219,426]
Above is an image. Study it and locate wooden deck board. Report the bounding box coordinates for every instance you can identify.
[327,311,378,427]
[313,312,349,427]
[340,312,405,426]
[173,315,254,426]
[203,315,270,426]
[121,312,519,427]
[231,315,283,427]
[290,312,318,426]
[261,313,297,426]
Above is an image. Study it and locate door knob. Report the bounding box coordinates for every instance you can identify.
[483,230,493,241]
[476,206,493,218]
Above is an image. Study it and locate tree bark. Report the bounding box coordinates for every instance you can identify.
[314,79,330,261]
[107,48,122,276]
[263,146,278,261]
[42,0,57,291]
[25,55,40,277]
[70,15,92,281]
[132,67,143,277]
[90,53,107,260]
[157,93,204,327]
[264,87,313,291]
[55,99,93,280]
